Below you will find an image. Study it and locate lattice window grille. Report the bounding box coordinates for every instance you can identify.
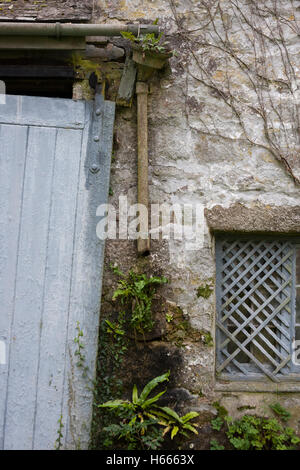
[216,238,296,383]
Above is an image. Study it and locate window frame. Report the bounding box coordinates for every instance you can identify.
[215,233,300,383]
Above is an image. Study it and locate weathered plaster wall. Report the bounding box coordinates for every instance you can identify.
[94,0,300,448]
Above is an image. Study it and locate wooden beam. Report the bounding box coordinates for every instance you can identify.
[116,57,137,107]
[0,36,85,50]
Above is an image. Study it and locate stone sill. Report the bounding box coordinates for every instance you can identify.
[215,377,300,393]
[205,202,300,234]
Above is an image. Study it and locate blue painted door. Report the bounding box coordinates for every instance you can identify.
[0,93,115,449]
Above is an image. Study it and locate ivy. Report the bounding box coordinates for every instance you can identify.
[210,405,300,451]
[54,414,64,450]
[90,312,128,450]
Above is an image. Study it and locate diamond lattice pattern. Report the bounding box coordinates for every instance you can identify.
[217,239,293,382]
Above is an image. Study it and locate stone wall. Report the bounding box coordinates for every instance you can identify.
[0,0,92,21]
[93,0,300,449]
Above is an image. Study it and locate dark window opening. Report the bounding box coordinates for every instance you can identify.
[4,78,73,99]
[0,56,74,99]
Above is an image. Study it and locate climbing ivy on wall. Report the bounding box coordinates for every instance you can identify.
[168,0,300,184]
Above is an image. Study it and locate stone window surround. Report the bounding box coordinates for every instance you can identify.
[205,202,300,392]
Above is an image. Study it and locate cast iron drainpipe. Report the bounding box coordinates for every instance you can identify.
[0,22,159,37]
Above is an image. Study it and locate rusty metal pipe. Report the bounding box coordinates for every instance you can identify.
[136,81,150,255]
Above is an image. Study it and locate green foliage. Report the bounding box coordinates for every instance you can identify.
[99,312,127,398]
[210,438,225,450]
[71,53,102,81]
[91,267,167,449]
[226,415,300,450]
[165,313,174,323]
[211,412,300,451]
[90,312,128,450]
[98,372,199,450]
[270,403,291,423]
[111,265,168,335]
[156,407,199,440]
[105,318,125,339]
[211,416,223,431]
[212,401,228,419]
[121,31,169,54]
[74,321,89,378]
[202,331,213,347]
[54,414,64,450]
[196,284,213,299]
[104,419,164,450]
[74,322,85,366]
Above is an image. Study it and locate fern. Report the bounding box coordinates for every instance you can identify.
[111,266,167,334]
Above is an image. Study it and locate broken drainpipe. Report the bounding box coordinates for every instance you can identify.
[136,81,151,255]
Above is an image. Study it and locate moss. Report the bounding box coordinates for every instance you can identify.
[213,401,228,419]
[71,53,102,82]
[202,331,213,347]
[196,284,213,299]
[102,62,124,81]
[237,405,256,412]
[177,319,190,332]
[163,305,205,346]
[162,303,214,348]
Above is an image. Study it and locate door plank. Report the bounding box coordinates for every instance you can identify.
[33,128,84,450]
[4,126,57,450]
[0,124,28,449]
[0,95,86,129]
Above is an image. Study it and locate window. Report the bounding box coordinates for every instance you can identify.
[215,236,300,383]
